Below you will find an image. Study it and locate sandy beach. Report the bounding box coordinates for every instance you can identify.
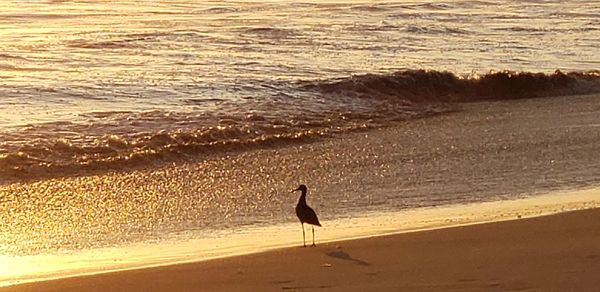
[4,208,599,292]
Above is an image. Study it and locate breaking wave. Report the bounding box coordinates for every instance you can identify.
[305,69,600,102]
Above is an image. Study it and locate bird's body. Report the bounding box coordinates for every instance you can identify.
[296,191,321,227]
[292,185,321,247]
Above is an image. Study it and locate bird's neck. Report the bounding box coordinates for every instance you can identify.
[298,191,307,205]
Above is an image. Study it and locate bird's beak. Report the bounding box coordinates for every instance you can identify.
[291,187,299,193]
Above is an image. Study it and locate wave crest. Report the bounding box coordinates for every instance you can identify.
[306,70,600,102]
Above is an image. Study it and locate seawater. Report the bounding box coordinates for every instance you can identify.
[0,0,599,178]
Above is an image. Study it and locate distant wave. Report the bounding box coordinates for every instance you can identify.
[69,37,155,49]
[1,69,599,183]
[403,25,470,35]
[203,7,238,13]
[0,63,57,72]
[240,27,300,38]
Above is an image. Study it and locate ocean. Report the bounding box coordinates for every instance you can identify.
[1,0,600,286]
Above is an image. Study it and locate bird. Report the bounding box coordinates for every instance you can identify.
[291,184,321,247]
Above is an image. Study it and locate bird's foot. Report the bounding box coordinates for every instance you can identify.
[311,244,316,247]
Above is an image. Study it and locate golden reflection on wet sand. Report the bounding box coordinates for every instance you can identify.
[1,187,598,287]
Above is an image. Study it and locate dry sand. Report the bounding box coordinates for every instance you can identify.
[4,208,599,292]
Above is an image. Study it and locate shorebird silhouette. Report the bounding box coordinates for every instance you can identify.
[292,184,321,247]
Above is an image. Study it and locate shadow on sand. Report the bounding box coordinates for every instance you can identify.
[325,249,370,266]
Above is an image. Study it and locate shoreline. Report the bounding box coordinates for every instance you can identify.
[4,206,599,291]
[1,186,598,289]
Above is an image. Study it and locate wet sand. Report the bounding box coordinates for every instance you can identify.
[5,208,599,291]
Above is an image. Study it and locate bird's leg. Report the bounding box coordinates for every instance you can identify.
[302,223,306,247]
[311,226,316,247]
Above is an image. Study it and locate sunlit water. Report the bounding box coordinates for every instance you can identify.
[0,1,598,169]
[1,0,600,286]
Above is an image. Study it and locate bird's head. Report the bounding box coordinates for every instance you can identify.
[291,184,307,193]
